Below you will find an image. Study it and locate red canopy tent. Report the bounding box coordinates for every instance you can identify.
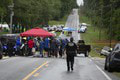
[20,27,54,37]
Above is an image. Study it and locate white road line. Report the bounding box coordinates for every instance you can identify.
[95,60,105,66]
[95,65,112,80]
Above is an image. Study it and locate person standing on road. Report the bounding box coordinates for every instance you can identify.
[65,37,77,71]
[16,37,21,55]
[39,38,44,57]
[28,38,34,56]
[51,38,58,58]
[44,37,50,57]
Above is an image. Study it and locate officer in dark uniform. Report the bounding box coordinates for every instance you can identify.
[65,37,77,71]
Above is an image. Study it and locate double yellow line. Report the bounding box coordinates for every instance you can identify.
[23,61,48,80]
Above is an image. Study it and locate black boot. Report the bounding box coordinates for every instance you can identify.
[71,67,73,71]
[67,67,70,72]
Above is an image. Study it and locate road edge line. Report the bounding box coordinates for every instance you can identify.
[22,61,48,80]
[95,65,112,80]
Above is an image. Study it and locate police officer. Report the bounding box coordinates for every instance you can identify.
[65,37,77,71]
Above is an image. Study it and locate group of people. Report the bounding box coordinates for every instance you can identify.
[0,35,79,72]
[18,36,69,58]
[27,36,77,72]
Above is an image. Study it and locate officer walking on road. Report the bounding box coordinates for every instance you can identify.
[65,37,77,71]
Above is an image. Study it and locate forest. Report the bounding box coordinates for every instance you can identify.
[0,0,78,32]
[82,0,120,40]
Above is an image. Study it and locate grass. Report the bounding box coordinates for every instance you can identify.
[113,72,120,77]
[79,10,120,77]
[79,11,109,58]
[48,15,68,26]
[90,49,105,58]
[81,26,107,58]
[0,31,9,35]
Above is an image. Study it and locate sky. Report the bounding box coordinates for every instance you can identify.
[77,0,84,6]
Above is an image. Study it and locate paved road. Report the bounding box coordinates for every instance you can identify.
[65,9,80,43]
[0,55,119,80]
[0,57,51,80]
[92,57,120,80]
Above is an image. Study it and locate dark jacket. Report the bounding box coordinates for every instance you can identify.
[65,42,77,56]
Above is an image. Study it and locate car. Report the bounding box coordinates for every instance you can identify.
[81,23,87,26]
[49,26,57,31]
[0,34,19,57]
[104,43,120,72]
[78,26,87,33]
[0,24,10,30]
[77,40,91,57]
[0,53,2,59]
[56,27,63,32]
[100,46,111,56]
[0,41,3,59]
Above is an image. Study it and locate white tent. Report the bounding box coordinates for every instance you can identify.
[0,24,10,30]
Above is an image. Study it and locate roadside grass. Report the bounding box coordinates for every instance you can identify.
[79,13,120,78]
[79,11,109,58]
[81,27,107,58]
[48,15,68,26]
[48,20,65,26]
[113,72,120,77]
[90,49,105,58]
[0,31,9,35]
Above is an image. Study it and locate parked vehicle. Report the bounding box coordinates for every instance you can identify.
[78,25,87,33]
[0,41,3,59]
[0,34,19,57]
[77,40,91,57]
[0,53,2,59]
[49,27,56,31]
[104,43,120,72]
[100,46,111,56]
[81,23,87,26]
[56,27,63,32]
[0,24,10,30]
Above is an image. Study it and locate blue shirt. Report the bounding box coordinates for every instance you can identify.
[16,38,21,46]
[40,41,44,49]
[44,38,49,48]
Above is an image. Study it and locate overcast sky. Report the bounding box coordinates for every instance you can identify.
[77,0,84,6]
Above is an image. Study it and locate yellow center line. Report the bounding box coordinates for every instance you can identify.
[22,61,48,80]
[45,64,49,67]
[33,73,40,77]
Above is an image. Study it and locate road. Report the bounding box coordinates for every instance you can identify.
[0,9,120,80]
[64,9,80,43]
[0,55,120,80]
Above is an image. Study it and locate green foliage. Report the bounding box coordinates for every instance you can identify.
[82,0,120,41]
[0,0,77,31]
[48,14,68,25]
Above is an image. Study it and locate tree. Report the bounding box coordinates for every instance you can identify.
[82,0,120,40]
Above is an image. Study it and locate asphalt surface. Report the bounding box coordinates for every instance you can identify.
[65,9,80,43]
[0,9,120,80]
[0,57,51,80]
[92,57,120,80]
[0,55,119,80]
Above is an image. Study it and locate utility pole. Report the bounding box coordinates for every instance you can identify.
[8,2,14,34]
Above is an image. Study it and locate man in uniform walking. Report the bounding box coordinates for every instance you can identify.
[65,37,77,71]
